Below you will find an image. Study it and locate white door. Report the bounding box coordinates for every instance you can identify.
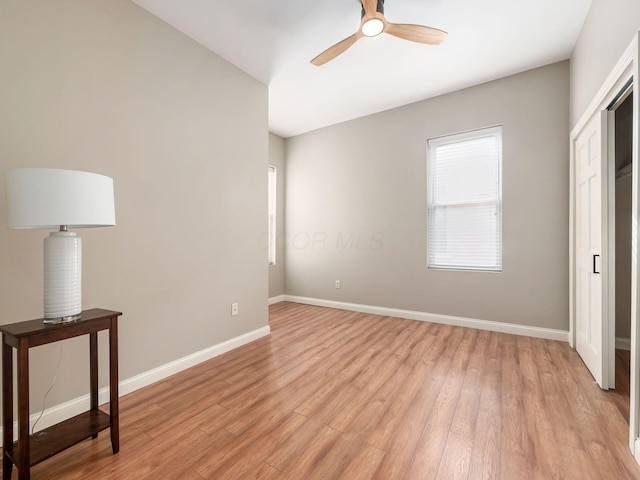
[575,111,609,388]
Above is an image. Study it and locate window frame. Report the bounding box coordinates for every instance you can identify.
[426,125,503,272]
[268,165,277,266]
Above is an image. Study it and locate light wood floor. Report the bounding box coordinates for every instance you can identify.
[4,302,640,479]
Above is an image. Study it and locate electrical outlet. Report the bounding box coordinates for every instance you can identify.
[231,303,239,316]
[335,280,341,289]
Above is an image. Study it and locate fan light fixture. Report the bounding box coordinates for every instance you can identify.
[311,0,447,66]
[362,18,384,37]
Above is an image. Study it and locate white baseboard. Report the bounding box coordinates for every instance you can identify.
[0,325,270,445]
[617,337,632,351]
[268,295,285,305]
[283,295,570,343]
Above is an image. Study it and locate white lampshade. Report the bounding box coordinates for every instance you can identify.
[4,168,115,322]
[5,168,115,229]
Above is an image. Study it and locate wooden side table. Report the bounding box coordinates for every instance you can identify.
[0,309,122,480]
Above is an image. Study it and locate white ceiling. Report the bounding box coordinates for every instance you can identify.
[131,0,592,138]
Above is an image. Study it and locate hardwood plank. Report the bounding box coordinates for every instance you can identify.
[196,410,308,479]
[500,334,531,458]
[296,432,373,480]
[554,443,602,480]
[467,410,501,480]
[450,329,488,439]
[195,409,302,478]
[145,402,228,440]
[434,327,477,407]
[261,415,328,472]
[137,428,236,480]
[500,450,533,480]
[276,425,341,479]
[525,412,561,479]
[337,443,385,480]
[478,332,502,417]
[434,431,473,480]
[535,339,586,451]
[403,401,457,480]
[173,470,207,480]
[516,336,548,419]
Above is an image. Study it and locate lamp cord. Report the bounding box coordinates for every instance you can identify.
[31,344,64,435]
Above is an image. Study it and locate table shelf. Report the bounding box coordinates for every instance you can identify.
[6,410,112,467]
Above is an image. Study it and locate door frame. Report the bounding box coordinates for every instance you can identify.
[569,32,639,455]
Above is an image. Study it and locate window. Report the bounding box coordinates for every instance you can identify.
[268,165,276,265]
[427,126,502,271]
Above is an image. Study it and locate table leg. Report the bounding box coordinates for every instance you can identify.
[109,318,119,454]
[17,339,29,480]
[2,337,13,480]
[89,332,98,439]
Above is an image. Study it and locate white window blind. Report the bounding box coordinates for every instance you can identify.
[427,126,502,271]
[268,165,276,265]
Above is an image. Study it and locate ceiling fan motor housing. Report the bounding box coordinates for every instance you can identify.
[361,0,384,18]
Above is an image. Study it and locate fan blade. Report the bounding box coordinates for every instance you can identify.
[311,32,363,66]
[362,0,378,19]
[385,23,447,45]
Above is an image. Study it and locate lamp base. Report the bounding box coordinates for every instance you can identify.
[43,313,82,324]
[44,231,82,321]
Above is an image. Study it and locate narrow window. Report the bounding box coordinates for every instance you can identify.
[427,126,502,271]
[268,165,277,265]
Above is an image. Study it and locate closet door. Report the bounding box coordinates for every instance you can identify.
[575,110,609,388]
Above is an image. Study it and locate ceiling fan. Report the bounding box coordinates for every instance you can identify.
[311,0,447,66]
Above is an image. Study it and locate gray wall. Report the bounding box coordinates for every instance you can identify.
[269,133,286,298]
[0,0,268,413]
[285,61,570,331]
[615,94,633,340]
[616,174,632,340]
[570,0,640,127]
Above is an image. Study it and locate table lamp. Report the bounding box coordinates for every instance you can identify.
[4,168,116,323]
